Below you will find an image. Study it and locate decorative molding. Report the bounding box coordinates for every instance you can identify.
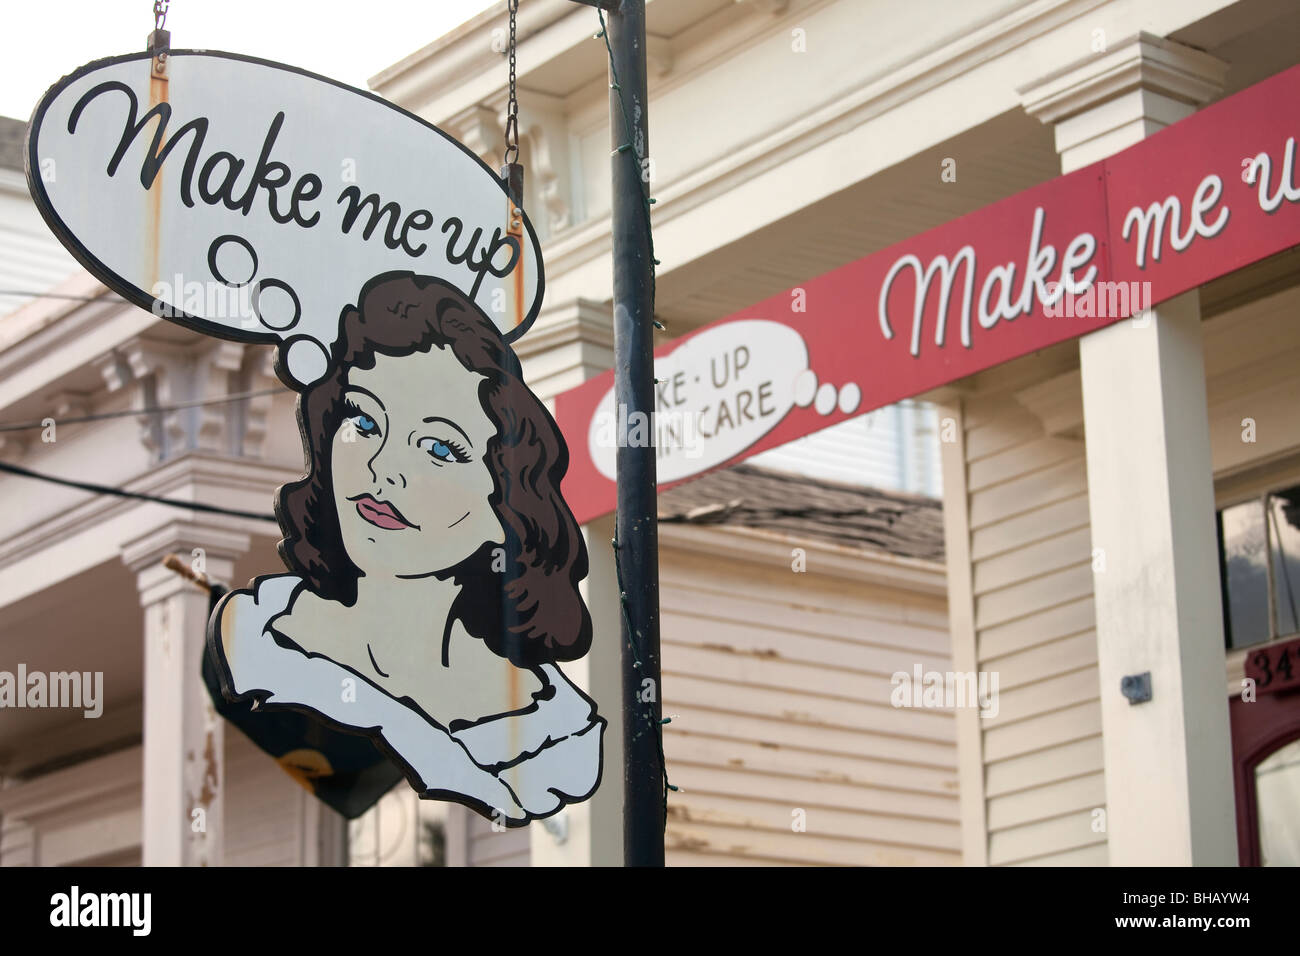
[94,348,134,394]
[525,117,573,236]
[120,337,193,460]
[368,0,578,110]
[121,517,251,579]
[541,0,1115,281]
[446,104,503,168]
[509,88,567,116]
[0,391,90,461]
[512,297,614,400]
[1019,31,1227,163]
[0,270,113,354]
[515,298,614,357]
[197,341,246,455]
[238,345,279,460]
[0,452,290,572]
[94,337,272,462]
[1018,31,1228,126]
[46,390,90,421]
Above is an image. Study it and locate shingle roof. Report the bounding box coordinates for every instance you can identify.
[0,117,26,172]
[657,463,945,562]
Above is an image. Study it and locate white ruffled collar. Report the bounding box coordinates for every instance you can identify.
[212,573,604,824]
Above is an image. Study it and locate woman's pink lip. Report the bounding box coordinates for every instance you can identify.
[353,495,413,530]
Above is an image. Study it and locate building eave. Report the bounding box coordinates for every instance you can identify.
[659,521,947,596]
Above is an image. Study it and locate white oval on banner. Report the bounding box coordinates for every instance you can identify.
[26,51,544,386]
[587,320,810,484]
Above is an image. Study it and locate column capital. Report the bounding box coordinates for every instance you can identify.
[445,104,504,169]
[1019,32,1226,125]
[1018,32,1227,169]
[121,519,249,605]
[513,297,615,402]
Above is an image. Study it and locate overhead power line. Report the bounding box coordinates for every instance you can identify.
[0,289,125,303]
[0,387,281,433]
[0,459,277,522]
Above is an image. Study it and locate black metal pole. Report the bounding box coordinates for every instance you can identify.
[607,0,664,867]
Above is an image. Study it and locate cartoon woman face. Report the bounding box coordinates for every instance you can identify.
[330,345,505,579]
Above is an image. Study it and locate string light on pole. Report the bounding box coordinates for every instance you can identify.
[589,1,674,851]
[595,6,663,333]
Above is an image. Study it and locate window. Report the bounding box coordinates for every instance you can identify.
[1217,483,1300,650]
[1254,736,1300,867]
[346,787,448,866]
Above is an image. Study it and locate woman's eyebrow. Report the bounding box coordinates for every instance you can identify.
[344,385,385,410]
[423,415,472,447]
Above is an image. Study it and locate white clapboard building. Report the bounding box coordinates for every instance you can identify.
[4,0,1299,869]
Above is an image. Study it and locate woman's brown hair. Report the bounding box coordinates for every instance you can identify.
[276,271,592,668]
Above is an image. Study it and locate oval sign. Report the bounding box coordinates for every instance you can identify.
[587,319,811,484]
[26,50,544,386]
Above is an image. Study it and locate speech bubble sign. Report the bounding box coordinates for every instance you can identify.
[587,319,811,484]
[26,50,544,387]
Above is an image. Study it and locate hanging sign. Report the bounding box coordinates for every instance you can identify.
[555,63,1300,524]
[28,50,603,826]
[27,50,544,385]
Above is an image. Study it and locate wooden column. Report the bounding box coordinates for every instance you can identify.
[123,522,248,867]
[1021,33,1237,865]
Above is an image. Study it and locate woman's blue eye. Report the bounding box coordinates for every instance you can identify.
[419,436,469,463]
[343,401,380,437]
[429,440,459,463]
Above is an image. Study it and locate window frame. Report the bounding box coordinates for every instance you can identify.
[1215,454,1300,652]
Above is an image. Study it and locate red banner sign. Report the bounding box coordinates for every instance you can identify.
[557,65,1300,524]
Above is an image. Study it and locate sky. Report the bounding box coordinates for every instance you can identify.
[0,0,500,121]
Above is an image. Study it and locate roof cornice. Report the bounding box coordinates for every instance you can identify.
[368,0,576,111]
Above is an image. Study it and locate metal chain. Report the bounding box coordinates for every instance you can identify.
[153,0,170,31]
[503,0,519,167]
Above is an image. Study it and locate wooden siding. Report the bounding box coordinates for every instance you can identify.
[938,282,1300,867]
[444,804,531,867]
[1203,283,1300,476]
[659,539,959,866]
[944,349,1109,867]
[223,730,324,866]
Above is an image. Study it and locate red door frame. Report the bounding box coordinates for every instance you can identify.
[1229,680,1300,866]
